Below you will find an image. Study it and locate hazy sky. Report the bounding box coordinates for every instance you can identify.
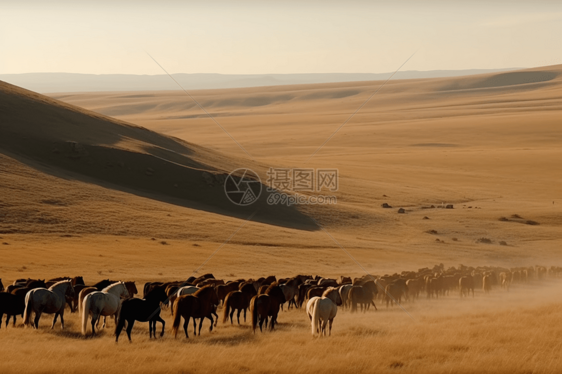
[1,1,561,75]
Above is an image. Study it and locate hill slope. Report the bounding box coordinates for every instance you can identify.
[0,81,316,230]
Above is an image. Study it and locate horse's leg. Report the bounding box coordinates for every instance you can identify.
[209,314,214,332]
[34,310,42,329]
[52,313,59,329]
[230,309,234,324]
[60,311,65,330]
[198,318,203,335]
[258,316,264,332]
[236,309,241,325]
[126,320,134,341]
[192,318,197,336]
[157,316,165,337]
[243,308,247,322]
[91,313,98,335]
[0,312,3,328]
[183,317,189,338]
[329,319,333,336]
[214,311,218,327]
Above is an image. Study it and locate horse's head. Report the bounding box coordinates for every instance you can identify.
[120,281,131,299]
[65,281,75,298]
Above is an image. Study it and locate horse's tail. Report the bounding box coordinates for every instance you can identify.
[223,293,232,323]
[81,295,91,335]
[311,300,320,336]
[23,291,33,327]
[171,298,182,338]
[250,296,258,333]
[78,291,84,315]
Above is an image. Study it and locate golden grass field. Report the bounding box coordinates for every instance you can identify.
[1,65,562,373]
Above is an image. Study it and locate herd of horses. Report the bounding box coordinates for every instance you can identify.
[0,264,560,341]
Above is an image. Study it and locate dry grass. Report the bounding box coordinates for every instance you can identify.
[0,281,561,374]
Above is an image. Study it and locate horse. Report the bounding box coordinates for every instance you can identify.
[250,283,285,333]
[385,280,409,308]
[78,287,98,314]
[81,282,129,336]
[459,276,474,298]
[338,284,353,309]
[191,274,215,285]
[25,279,47,289]
[124,281,138,299]
[216,281,241,306]
[45,277,76,311]
[171,285,199,315]
[222,283,257,325]
[349,280,378,312]
[115,286,168,342]
[23,280,74,329]
[171,286,219,338]
[0,291,26,328]
[72,276,85,286]
[0,279,3,292]
[279,278,300,310]
[306,287,342,337]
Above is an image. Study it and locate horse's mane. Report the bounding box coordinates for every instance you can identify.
[322,287,338,297]
[48,279,72,290]
[102,281,124,292]
[194,285,213,296]
[265,282,279,294]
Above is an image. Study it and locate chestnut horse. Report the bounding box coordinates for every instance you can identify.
[250,283,285,333]
[171,286,219,338]
[222,283,257,325]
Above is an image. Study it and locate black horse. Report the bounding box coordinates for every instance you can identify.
[0,290,26,328]
[115,287,167,342]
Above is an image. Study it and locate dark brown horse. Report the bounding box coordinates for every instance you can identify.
[216,281,241,306]
[349,281,378,312]
[222,283,257,325]
[191,274,215,285]
[250,283,285,333]
[124,281,138,299]
[172,286,219,338]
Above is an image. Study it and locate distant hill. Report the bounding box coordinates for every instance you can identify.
[0,69,521,93]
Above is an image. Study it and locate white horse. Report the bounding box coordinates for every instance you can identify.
[81,281,129,335]
[23,280,74,329]
[306,287,342,337]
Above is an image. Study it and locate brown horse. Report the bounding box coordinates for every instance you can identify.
[349,281,378,312]
[222,283,257,325]
[216,281,241,306]
[250,283,285,333]
[124,281,138,299]
[171,286,219,338]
